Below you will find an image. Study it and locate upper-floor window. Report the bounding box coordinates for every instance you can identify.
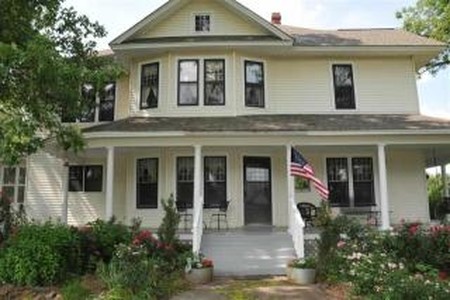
[195,15,210,32]
[62,82,116,123]
[140,63,159,109]
[245,61,265,108]
[136,158,158,209]
[326,157,375,207]
[204,59,225,106]
[1,166,26,204]
[178,60,199,106]
[332,64,356,110]
[69,165,103,192]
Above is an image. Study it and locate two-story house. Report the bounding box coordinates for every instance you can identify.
[5,0,449,274]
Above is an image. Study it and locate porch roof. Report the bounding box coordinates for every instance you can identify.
[83,114,450,134]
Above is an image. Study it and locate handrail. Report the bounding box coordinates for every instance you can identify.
[192,195,204,254]
[288,195,305,258]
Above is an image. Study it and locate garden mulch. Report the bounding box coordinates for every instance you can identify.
[171,276,348,300]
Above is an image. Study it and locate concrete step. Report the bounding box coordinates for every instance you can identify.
[201,229,296,276]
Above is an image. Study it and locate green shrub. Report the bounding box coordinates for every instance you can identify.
[86,217,132,264]
[157,195,180,246]
[0,222,81,286]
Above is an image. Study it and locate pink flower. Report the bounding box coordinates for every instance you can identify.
[337,240,346,248]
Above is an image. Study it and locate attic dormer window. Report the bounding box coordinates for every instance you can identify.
[195,14,210,32]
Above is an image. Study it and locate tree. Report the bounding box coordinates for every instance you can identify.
[397,0,450,74]
[0,0,123,165]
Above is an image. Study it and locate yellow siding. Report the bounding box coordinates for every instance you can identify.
[387,149,429,223]
[126,53,420,118]
[115,75,130,120]
[133,0,269,40]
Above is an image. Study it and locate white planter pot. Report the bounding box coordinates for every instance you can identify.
[287,267,316,285]
[185,267,213,284]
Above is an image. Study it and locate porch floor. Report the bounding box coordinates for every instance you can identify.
[200,226,296,276]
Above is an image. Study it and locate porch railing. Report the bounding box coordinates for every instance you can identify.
[192,195,204,254]
[288,194,305,258]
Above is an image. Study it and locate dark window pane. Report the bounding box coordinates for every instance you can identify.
[137,158,158,208]
[84,166,103,192]
[18,167,26,184]
[327,158,350,206]
[204,157,226,208]
[140,63,159,109]
[333,64,356,109]
[80,84,96,122]
[69,166,83,192]
[17,186,25,203]
[3,167,16,184]
[195,15,210,32]
[205,60,225,105]
[3,187,15,202]
[245,61,264,107]
[177,157,194,208]
[352,157,375,206]
[178,60,199,106]
[99,82,115,121]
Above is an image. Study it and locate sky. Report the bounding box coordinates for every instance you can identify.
[64,0,450,119]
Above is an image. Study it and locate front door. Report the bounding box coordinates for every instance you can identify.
[243,157,272,225]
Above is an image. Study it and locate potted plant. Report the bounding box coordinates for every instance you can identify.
[287,256,317,284]
[185,253,214,284]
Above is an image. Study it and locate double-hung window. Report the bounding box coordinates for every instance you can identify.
[178,60,199,106]
[175,156,227,208]
[332,64,356,109]
[176,157,194,208]
[62,82,116,122]
[1,166,26,204]
[326,157,375,207]
[140,63,159,109]
[136,158,158,209]
[204,59,225,105]
[245,61,265,108]
[204,157,226,208]
[68,165,103,192]
[195,15,210,32]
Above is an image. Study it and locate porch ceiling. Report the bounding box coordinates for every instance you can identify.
[84,114,450,134]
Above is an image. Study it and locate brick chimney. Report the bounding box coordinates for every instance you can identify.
[271,12,281,25]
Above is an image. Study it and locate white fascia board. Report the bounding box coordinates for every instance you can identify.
[291,45,446,55]
[84,129,450,139]
[110,40,293,51]
[110,0,182,45]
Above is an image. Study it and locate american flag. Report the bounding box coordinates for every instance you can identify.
[290,147,329,200]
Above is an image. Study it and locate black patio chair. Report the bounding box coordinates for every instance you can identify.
[296,202,317,228]
[209,199,231,230]
[176,199,193,231]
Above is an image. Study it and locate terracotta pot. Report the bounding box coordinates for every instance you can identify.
[185,267,213,284]
[287,267,316,284]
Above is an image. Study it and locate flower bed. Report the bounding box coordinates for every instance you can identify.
[317,213,450,299]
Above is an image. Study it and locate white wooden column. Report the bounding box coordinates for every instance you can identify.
[105,146,115,220]
[192,145,202,253]
[377,144,391,230]
[61,159,69,224]
[441,164,449,197]
[286,145,295,232]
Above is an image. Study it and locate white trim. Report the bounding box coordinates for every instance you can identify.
[110,0,292,46]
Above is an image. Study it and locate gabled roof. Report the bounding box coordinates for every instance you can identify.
[110,0,292,46]
[84,114,450,134]
[280,25,445,47]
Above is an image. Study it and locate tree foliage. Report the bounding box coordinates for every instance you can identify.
[0,0,123,165]
[397,0,450,74]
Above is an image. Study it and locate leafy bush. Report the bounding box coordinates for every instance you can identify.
[85,217,132,264]
[0,222,81,286]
